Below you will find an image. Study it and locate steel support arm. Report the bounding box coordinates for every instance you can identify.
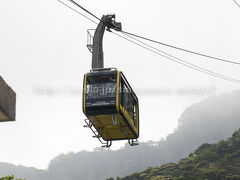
[91,14,122,69]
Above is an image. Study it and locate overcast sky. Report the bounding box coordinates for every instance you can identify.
[0,0,239,169]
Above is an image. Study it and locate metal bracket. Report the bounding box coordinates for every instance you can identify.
[84,118,113,148]
[87,29,95,53]
[112,114,129,137]
[112,114,119,126]
[120,125,128,137]
[83,116,94,128]
[128,139,139,146]
[90,67,117,72]
[102,140,112,148]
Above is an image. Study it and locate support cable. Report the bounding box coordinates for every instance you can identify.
[233,0,240,8]
[57,0,98,24]
[120,31,240,66]
[59,0,240,66]
[67,0,101,21]
[57,0,240,84]
[112,31,240,84]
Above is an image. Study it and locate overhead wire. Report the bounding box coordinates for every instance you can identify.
[57,0,240,84]
[57,0,98,24]
[68,0,101,21]
[121,32,237,79]
[59,0,240,66]
[120,31,240,66]
[112,31,240,84]
[233,0,240,8]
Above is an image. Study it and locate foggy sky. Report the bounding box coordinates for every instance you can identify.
[0,0,239,168]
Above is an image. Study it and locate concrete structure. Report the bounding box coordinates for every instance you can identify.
[0,76,16,122]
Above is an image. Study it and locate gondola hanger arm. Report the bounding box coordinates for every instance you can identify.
[91,14,121,69]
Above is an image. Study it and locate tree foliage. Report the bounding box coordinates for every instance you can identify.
[0,175,25,180]
[116,129,240,180]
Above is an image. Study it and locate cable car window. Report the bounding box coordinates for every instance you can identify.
[86,75,116,106]
[87,75,116,83]
[122,83,136,122]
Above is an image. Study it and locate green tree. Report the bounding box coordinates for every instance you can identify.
[0,175,26,180]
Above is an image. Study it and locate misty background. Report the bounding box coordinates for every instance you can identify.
[1,90,240,179]
[0,0,239,177]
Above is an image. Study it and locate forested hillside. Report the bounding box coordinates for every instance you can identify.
[118,129,240,180]
[47,90,240,179]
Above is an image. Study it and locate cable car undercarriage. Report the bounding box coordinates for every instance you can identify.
[84,117,138,148]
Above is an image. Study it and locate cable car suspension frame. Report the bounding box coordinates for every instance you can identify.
[83,14,139,148]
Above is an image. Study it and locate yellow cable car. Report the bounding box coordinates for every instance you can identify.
[82,14,139,147]
[83,68,139,147]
